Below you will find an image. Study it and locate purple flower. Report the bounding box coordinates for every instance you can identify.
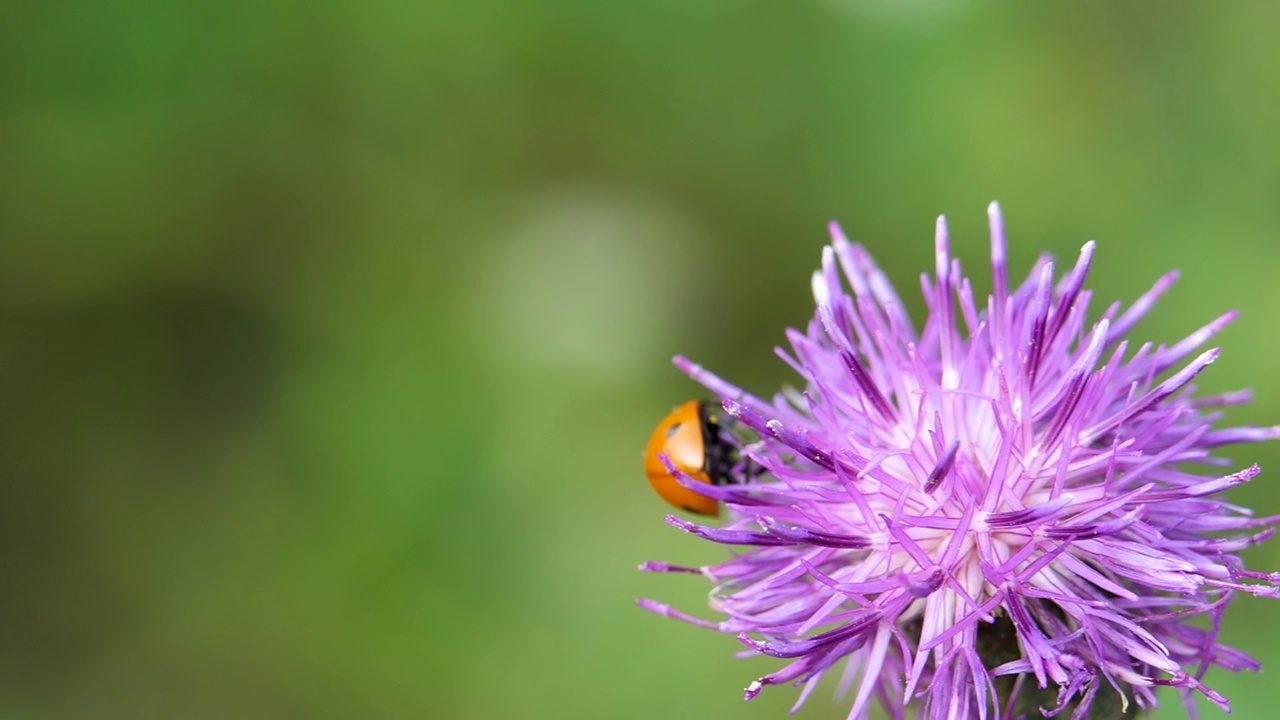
[639,203,1280,719]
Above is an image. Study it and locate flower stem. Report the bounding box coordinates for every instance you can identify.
[979,613,1139,719]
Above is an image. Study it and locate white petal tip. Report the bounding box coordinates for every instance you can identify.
[811,270,829,306]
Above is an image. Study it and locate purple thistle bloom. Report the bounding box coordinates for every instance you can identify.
[639,203,1280,719]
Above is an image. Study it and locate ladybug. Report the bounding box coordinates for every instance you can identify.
[644,399,736,516]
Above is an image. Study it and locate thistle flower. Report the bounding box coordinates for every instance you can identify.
[638,204,1280,719]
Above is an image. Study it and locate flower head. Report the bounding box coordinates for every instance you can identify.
[639,204,1280,719]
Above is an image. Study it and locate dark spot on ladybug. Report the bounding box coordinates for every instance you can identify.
[698,402,736,485]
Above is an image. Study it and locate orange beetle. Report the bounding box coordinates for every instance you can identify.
[644,399,735,516]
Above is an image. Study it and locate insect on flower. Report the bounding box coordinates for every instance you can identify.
[638,203,1280,719]
[643,399,738,516]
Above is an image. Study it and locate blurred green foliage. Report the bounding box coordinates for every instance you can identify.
[2,1,1280,718]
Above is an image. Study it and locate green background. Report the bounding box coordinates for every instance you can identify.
[3,1,1279,718]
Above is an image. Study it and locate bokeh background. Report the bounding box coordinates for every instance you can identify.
[2,1,1279,718]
